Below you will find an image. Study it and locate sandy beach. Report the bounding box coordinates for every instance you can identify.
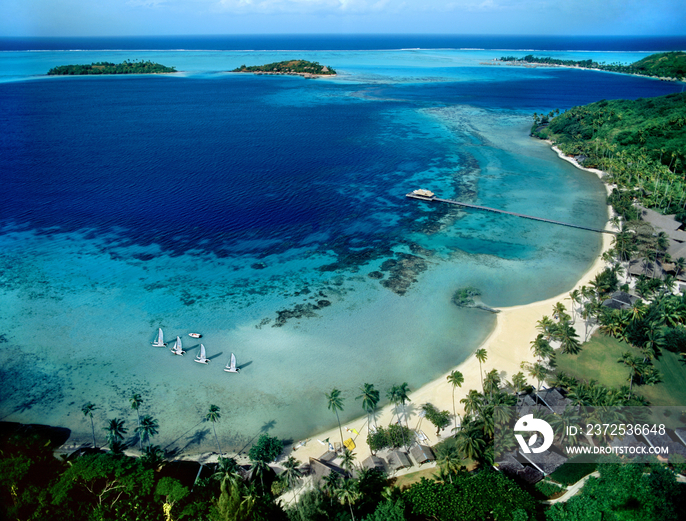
[268,150,615,469]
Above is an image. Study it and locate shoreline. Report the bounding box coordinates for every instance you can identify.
[55,144,613,470]
[56,150,614,468]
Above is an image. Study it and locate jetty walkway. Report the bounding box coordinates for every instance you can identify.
[406,191,615,235]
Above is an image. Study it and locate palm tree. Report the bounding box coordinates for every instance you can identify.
[340,449,356,478]
[397,382,412,431]
[618,352,640,394]
[508,371,528,394]
[356,383,380,432]
[446,370,464,427]
[386,385,400,425]
[558,323,582,355]
[104,418,127,448]
[521,361,547,393]
[81,402,98,448]
[130,393,144,449]
[136,415,159,448]
[205,404,223,457]
[482,369,501,399]
[281,456,303,490]
[459,389,483,419]
[530,334,554,361]
[568,289,582,323]
[322,471,340,505]
[435,444,464,484]
[213,456,242,489]
[455,425,486,462]
[474,348,487,391]
[336,478,359,521]
[326,388,345,450]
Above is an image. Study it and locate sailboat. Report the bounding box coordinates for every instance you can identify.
[224,353,240,373]
[170,336,185,356]
[194,343,210,364]
[152,328,167,347]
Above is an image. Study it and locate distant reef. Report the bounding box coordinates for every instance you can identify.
[47,61,177,76]
[231,59,336,78]
[492,51,686,81]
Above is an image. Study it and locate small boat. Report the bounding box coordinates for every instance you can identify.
[152,328,167,347]
[170,336,185,356]
[194,343,210,364]
[224,353,240,373]
[188,333,202,339]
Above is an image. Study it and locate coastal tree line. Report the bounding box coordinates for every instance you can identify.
[47,60,177,75]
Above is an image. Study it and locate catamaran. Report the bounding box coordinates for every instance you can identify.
[152,328,167,347]
[170,336,185,356]
[224,353,239,373]
[194,344,210,364]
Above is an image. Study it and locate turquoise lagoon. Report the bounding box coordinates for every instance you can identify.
[0,44,682,453]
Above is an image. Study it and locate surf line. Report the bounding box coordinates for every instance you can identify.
[406,190,615,235]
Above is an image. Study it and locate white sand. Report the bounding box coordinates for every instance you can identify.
[283,147,614,467]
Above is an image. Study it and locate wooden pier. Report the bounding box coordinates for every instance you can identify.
[406,192,615,235]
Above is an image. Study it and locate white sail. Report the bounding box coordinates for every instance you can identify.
[224,352,239,373]
[195,343,209,364]
[152,328,167,347]
[170,336,185,355]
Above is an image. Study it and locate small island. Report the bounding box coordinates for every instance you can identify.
[47,60,177,76]
[231,59,336,78]
[488,51,686,82]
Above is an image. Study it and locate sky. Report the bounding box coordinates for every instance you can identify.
[0,0,685,37]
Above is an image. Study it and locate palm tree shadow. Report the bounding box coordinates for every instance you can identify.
[179,428,211,453]
[236,419,278,455]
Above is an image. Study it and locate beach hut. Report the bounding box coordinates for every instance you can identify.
[410,444,435,466]
[362,455,386,472]
[387,450,412,471]
[308,457,345,483]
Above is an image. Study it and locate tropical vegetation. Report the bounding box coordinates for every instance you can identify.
[48,60,177,75]
[231,60,336,75]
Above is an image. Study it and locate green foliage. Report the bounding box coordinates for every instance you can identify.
[48,60,177,75]
[546,463,685,521]
[248,434,284,463]
[451,286,481,307]
[421,403,451,434]
[232,59,336,75]
[534,480,565,498]
[366,424,413,451]
[535,92,686,219]
[548,457,597,486]
[501,51,686,79]
[403,471,536,521]
[363,499,407,521]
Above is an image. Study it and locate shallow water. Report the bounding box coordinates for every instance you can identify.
[0,43,682,453]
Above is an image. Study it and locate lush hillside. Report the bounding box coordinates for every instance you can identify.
[500,51,686,80]
[532,92,686,221]
[632,51,686,78]
[232,59,336,75]
[48,60,177,75]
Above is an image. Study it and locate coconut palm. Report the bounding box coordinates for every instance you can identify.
[205,404,223,457]
[435,444,464,484]
[136,414,159,448]
[81,402,98,448]
[104,418,127,448]
[521,361,547,393]
[459,389,483,419]
[474,348,487,391]
[356,383,380,432]
[530,334,554,361]
[326,388,345,450]
[336,477,360,521]
[618,352,641,394]
[281,456,303,490]
[446,370,464,427]
[130,393,144,449]
[322,471,340,505]
[455,425,486,462]
[507,371,528,394]
[340,449,356,478]
[397,382,412,430]
[557,323,582,355]
[482,369,501,399]
[213,456,242,489]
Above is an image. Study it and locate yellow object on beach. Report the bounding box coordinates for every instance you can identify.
[343,438,356,451]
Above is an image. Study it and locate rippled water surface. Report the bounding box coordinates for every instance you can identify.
[0,41,682,451]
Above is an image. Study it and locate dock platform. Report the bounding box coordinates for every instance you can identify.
[406,192,614,235]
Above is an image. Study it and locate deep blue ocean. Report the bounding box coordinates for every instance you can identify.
[1,36,683,452]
